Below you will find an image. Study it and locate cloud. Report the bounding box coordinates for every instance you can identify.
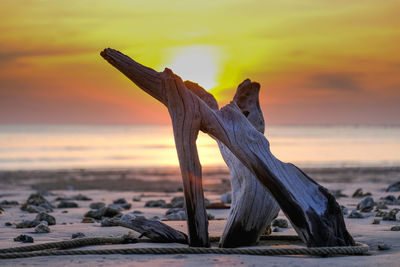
[307,72,363,91]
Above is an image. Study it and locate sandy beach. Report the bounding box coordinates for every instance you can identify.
[0,166,399,266]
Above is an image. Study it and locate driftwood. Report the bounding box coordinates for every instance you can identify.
[217,80,280,247]
[101,48,355,248]
[185,79,280,247]
[116,215,188,244]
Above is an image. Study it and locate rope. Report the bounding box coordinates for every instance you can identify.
[0,235,369,259]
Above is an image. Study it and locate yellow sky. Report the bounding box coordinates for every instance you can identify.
[1,0,399,124]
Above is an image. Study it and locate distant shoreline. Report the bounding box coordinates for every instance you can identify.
[1,165,400,192]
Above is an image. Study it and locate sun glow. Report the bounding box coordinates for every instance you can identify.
[163,46,222,91]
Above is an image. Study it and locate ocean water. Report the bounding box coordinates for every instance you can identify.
[0,125,399,170]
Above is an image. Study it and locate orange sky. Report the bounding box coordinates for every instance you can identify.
[1,0,399,125]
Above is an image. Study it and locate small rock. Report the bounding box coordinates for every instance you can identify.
[352,188,371,198]
[71,232,85,239]
[132,197,141,202]
[81,217,95,223]
[14,234,34,243]
[113,198,127,204]
[348,210,364,219]
[101,218,119,227]
[103,206,122,217]
[90,202,105,209]
[207,213,215,220]
[221,192,232,204]
[132,210,143,214]
[21,194,54,213]
[35,212,56,225]
[386,181,400,192]
[375,201,388,210]
[272,227,281,232]
[272,218,289,228]
[62,210,68,213]
[372,218,381,224]
[16,220,39,228]
[170,196,185,208]
[382,209,399,221]
[0,200,19,206]
[375,210,386,217]
[84,206,121,219]
[341,205,349,215]
[151,216,160,220]
[73,194,92,201]
[57,201,78,208]
[357,196,374,212]
[34,221,50,233]
[5,222,12,226]
[390,225,400,231]
[166,209,186,220]
[378,243,391,250]
[145,199,166,208]
[381,195,398,205]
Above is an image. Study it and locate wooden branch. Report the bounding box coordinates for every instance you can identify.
[218,80,280,247]
[100,48,355,247]
[116,215,188,244]
[185,79,280,248]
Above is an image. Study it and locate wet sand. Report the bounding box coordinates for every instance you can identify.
[0,166,399,266]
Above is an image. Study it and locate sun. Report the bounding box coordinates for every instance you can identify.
[163,45,221,91]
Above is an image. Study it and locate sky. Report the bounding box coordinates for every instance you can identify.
[1,0,399,125]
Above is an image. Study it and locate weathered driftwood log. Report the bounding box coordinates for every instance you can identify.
[116,215,188,244]
[185,80,280,248]
[101,48,355,247]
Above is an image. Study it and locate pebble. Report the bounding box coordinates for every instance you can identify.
[352,188,371,198]
[357,196,374,212]
[16,219,40,228]
[90,202,106,209]
[378,243,391,250]
[272,218,289,228]
[145,199,166,208]
[132,197,141,202]
[101,218,120,227]
[386,181,400,192]
[348,210,364,219]
[272,227,281,232]
[170,196,184,208]
[81,217,95,223]
[14,234,34,243]
[207,213,215,220]
[221,192,232,204]
[113,198,127,204]
[84,206,121,219]
[34,221,50,233]
[390,225,400,231]
[21,193,54,213]
[381,195,398,205]
[372,218,381,224]
[132,210,143,214]
[5,222,12,226]
[0,200,19,206]
[57,201,79,208]
[382,209,399,221]
[36,212,56,225]
[166,209,186,220]
[73,194,92,201]
[375,201,388,210]
[71,232,86,239]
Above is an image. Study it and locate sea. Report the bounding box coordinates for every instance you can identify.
[0,125,399,171]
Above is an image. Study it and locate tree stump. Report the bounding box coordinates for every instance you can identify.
[100,48,355,248]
